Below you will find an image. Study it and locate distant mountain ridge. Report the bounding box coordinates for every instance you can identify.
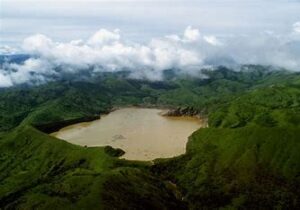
[0,53,295,88]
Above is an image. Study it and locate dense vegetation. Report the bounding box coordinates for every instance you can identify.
[153,126,300,209]
[0,65,300,209]
[1,65,295,131]
[209,85,300,128]
[0,126,183,209]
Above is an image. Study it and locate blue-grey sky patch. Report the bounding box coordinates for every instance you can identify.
[1,0,300,46]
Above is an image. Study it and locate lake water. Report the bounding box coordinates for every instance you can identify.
[52,108,205,160]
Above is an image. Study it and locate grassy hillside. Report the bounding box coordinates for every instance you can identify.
[153,76,300,209]
[209,85,300,128]
[0,66,300,209]
[0,126,184,209]
[153,127,300,209]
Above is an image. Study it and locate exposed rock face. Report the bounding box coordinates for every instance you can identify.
[162,107,206,118]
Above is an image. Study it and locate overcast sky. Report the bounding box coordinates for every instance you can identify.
[1,0,300,46]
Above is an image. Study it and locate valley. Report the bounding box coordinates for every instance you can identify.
[0,66,299,209]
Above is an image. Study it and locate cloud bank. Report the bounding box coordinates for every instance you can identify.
[1,24,300,87]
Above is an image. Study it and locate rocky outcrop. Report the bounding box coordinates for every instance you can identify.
[162,106,206,118]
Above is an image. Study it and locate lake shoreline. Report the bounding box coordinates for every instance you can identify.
[34,104,208,134]
[51,107,206,161]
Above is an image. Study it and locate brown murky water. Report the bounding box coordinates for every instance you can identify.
[52,108,205,160]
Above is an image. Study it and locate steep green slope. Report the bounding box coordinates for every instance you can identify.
[209,85,300,128]
[153,127,300,209]
[0,126,184,209]
[153,80,300,209]
[0,82,112,131]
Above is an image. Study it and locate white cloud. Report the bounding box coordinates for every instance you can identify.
[0,45,18,55]
[87,29,121,46]
[183,26,200,42]
[23,34,54,56]
[204,35,223,46]
[293,22,300,33]
[18,26,206,74]
[0,72,13,87]
[7,59,52,85]
[1,23,300,87]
